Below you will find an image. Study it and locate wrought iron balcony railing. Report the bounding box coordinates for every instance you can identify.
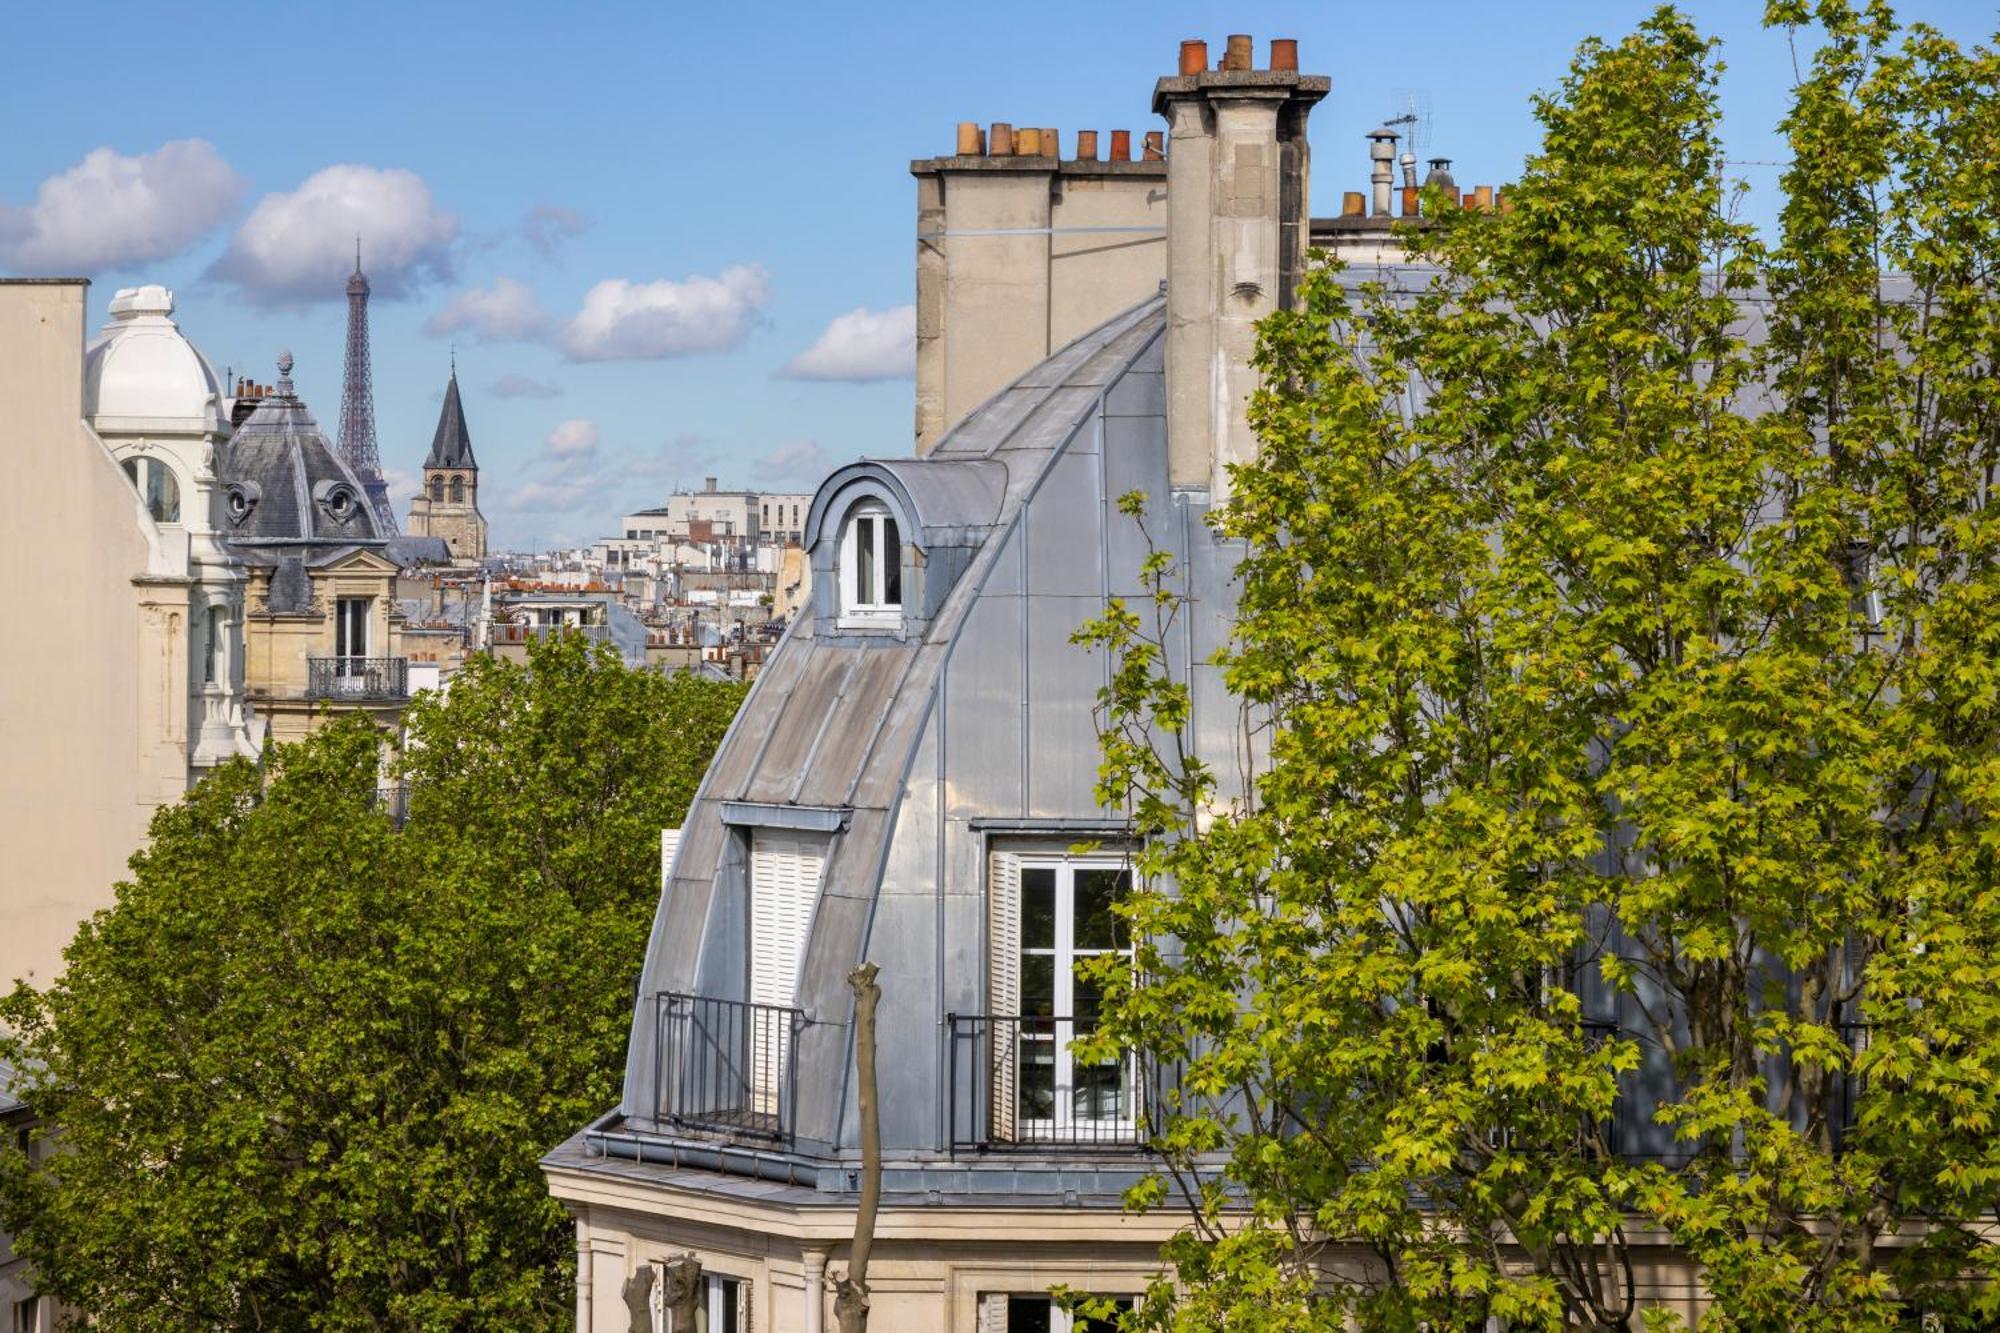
[948,1013,1158,1153]
[654,992,807,1148]
[306,656,408,701]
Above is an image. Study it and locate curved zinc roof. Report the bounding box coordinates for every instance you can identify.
[619,295,1169,1155]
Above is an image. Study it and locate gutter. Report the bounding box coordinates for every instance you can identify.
[581,1111,822,1188]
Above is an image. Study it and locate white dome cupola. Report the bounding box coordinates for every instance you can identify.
[84,285,227,432]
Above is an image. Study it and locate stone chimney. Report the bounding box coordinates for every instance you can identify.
[911,121,1168,452]
[1154,36,1327,495]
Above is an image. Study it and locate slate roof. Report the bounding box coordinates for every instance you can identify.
[425,372,477,470]
[219,354,453,610]
[222,355,385,549]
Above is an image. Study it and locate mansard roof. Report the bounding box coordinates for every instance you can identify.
[425,372,477,471]
[220,352,386,553]
[613,294,1172,1164]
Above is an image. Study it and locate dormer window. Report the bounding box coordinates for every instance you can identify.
[224,481,261,526]
[839,501,902,624]
[313,479,361,524]
[122,456,180,524]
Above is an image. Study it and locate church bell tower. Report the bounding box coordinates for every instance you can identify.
[406,360,488,563]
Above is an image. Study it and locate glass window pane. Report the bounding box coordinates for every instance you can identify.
[1071,1059,1129,1123]
[1019,1039,1056,1123]
[1076,1300,1135,1332]
[1008,1295,1053,1333]
[855,514,877,604]
[1073,868,1129,950]
[882,515,902,605]
[1021,954,1055,1016]
[1072,962,1104,1021]
[1021,867,1055,949]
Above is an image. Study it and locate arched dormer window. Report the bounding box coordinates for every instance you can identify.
[839,501,902,624]
[449,475,465,504]
[429,476,444,502]
[122,456,180,524]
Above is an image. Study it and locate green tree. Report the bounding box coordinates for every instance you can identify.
[1076,5,2000,1328]
[0,634,745,1330]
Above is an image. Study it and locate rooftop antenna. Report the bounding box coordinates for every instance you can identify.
[1385,89,1433,189]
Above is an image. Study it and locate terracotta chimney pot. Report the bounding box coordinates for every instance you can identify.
[1269,38,1298,71]
[1222,34,1252,71]
[1179,39,1208,75]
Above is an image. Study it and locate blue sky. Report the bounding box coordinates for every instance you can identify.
[4,1,1990,548]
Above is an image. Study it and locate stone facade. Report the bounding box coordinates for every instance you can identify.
[0,279,197,991]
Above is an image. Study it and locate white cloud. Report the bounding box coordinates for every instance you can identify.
[0,139,242,273]
[522,203,589,258]
[208,164,458,305]
[381,465,422,504]
[500,433,715,525]
[544,418,599,460]
[490,371,561,399]
[755,438,832,485]
[560,265,770,362]
[423,277,549,341]
[780,304,915,382]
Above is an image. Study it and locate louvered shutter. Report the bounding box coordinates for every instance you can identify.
[750,830,825,1007]
[988,848,1021,1143]
[660,827,682,892]
[978,1293,1009,1333]
[750,830,827,1117]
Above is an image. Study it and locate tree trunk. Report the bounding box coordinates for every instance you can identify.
[835,962,882,1333]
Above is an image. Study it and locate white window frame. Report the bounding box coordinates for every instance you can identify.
[837,501,902,628]
[978,1292,1135,1332]
[335,597,370,661]
[989,847,1138,1143]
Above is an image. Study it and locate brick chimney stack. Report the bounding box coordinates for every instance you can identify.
[911,116,1169,452]
[1154,36,1328,495]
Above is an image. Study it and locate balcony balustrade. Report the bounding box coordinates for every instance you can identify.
[654,992,806,1148]
[305,656,408,701]
[948,1013,1158,1153]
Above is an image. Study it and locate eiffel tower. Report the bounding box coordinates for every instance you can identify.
[339,241,398,533]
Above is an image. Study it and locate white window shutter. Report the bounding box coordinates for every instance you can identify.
[978,1292,1010,1333]
[750,830,826,1009]
[660,827,682,892]
[750,830,828,1118]
[988,847,1021,1144]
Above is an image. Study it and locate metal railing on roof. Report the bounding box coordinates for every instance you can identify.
[654,992,807,1149]
[947,1013,1160,1153]
[305,656,408,701]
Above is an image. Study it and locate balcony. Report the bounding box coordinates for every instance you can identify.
[653,992,806,1148]
[306,656,409,701]
[490,622,609,645]
[948,1014,1157,1153]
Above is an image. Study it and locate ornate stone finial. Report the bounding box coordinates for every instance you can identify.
[275,349,295,395]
